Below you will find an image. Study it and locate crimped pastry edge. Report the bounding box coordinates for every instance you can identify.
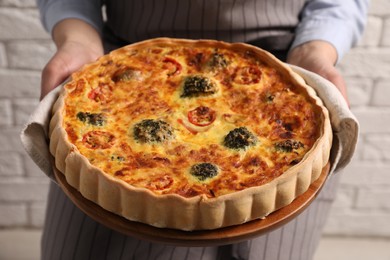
[49,38,332,231]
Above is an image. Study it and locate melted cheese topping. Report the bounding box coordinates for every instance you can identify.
[62,42,323,198]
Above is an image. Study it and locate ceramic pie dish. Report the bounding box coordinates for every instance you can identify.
[49,38,332,231]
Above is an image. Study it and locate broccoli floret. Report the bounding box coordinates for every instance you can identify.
[76,112,106,126]
[275,140,304,152]
[264,92,275,103]
[190,163,219,181]
[223,127,258,150]
[112,67,141,82]
[208,52,228,69]
[181,76,218,98]
[133,119,174,143]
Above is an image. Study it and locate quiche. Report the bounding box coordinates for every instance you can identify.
[49,38,332,231]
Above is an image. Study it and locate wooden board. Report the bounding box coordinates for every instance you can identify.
[54,163,330,247]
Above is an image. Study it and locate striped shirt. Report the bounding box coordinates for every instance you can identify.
[37,0,369,60]
[104,0,306,43]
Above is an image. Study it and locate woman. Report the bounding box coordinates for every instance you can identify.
[37,1,368,259]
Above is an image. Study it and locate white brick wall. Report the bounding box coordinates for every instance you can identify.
[0,0,52,229]
[0,1,389,239]
[324,0,390,238]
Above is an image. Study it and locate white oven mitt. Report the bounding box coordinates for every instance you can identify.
[291,66,359,173]
[20,66,359,181]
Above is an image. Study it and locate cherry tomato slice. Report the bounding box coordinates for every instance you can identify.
[147,175,174,190]
[188,106,216,126]
[162,57,182,76]
[88,84,112,102]
[82,131,115,149]
[233,66,262,84]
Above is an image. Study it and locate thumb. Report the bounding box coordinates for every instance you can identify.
[40,53,72,100]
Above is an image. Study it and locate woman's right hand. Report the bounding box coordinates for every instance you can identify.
[40,19,104,100]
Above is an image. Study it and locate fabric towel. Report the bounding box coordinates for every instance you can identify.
[20,65,359,180]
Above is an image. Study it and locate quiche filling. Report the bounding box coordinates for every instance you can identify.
[61,42,323,198]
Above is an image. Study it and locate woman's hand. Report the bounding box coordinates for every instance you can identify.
[40,19,104,100]
[287,40,349,106]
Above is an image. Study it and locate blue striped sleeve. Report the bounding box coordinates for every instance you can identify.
[36,0,104,35]
[290,0,370,62]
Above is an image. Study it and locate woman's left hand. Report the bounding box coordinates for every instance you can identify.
[287,40,349,106]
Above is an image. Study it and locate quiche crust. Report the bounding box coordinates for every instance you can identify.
[49,38,332,231]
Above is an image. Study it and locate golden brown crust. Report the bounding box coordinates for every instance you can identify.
[49,38,332,230]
